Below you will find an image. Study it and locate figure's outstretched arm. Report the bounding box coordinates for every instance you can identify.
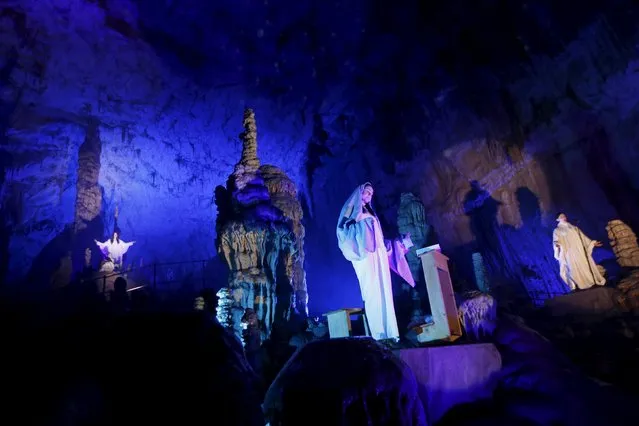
[95,239,108,250]
[578,227,602,248]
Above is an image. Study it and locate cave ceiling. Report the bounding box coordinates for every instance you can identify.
[112,0,634,159]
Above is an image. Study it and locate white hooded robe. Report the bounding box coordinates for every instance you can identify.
[336,184,414,340]
[553,222,605,290]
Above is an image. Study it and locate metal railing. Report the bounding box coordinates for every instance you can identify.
[84,259,215,295]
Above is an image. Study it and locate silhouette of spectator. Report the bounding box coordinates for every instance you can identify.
[264,337,426,425]
[110,276,130,315]
[5,310,264,426]
[101,312,264,426]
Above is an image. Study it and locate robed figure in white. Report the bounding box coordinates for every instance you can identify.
[336,183,415,341]
[95,231,135,269]
[553,213,605,290]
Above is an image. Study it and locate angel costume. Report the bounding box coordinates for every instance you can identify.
[336,183,415,340]
[553,221,605,290]
[95,237,135,267]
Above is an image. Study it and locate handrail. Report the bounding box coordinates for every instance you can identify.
[83,259,214,294]
[85,259,211,281]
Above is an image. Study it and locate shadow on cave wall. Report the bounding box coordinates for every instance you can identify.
[24,226,73,290]
[459,181,568,306]
[24,216,106,290]
[511,187,568,302]
[534,124,635,283]
[72,217,107,276]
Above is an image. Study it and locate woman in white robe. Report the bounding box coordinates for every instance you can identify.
[336,183,414,341]
[553,213,605,290]
[95,231,135,268]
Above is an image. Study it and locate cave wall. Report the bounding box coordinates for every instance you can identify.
[305,17,639,309]
[0,0,311,284]
[426,22,639,293]
[3,0,639,314]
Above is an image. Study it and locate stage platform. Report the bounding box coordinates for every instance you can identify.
[395,343,502,424]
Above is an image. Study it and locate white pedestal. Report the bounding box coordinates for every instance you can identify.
[414,249,462,343]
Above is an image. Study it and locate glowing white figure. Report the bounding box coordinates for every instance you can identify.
[553,213,605,290]
[336,183,414,341]
[95,231,135,268]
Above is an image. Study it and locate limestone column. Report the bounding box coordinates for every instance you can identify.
[71,119,103,276]
[74,119,102,233]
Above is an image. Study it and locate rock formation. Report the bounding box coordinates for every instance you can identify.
[472,252,490,293]
[230,108,261,191]
[215,287,235,331]
[457,291,497,340]
[216,108,303,340]
[607,220,639,311]
[74,119,102,233]
[397,192,430,283]
[259,164,308,314]
[617,269,639,312]
[397,192,430,324]
[606,220,639,268]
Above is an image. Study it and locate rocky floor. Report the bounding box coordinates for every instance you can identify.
[515,270,639,394]
[525,310,639,393]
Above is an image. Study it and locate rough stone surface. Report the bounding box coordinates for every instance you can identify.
[397,192,430,283]
[607,220,639,268]
[216,109,301,337]
[259,164,307,314]
[0,1,310,284]
[217,220,295,338]
[3,1,639,316]
[617,269,639,311]
[457,292,498,339]
[73,120,102,233]
[471,252,490,292]
[233,108,260,188]
[543,287,622,317]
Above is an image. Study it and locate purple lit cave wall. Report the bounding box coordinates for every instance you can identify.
[2,1,639,313]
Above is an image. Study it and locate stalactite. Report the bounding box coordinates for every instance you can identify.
[216,287,235,329]
[260,164,308,316]
[458,292,497,340]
